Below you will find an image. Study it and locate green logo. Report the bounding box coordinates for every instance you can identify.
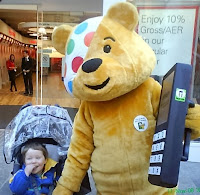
[175,88,186,102]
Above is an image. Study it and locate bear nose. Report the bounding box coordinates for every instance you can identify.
[82,58,102,73]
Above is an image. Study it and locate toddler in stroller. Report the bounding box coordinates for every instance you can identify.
[10,141,59,195]
[3,104,91,195]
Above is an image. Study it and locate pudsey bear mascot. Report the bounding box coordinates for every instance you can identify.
[52,2,200,195]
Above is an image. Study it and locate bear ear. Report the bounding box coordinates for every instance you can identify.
[52,25,73,55]
[106,2,138,31]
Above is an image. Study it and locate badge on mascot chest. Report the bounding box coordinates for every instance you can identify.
[148,63,193,188]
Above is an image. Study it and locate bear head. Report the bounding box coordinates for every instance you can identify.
[52,2,156,101]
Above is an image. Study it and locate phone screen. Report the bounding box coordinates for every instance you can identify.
[157,71,174,126]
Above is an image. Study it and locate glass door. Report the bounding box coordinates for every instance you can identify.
[38,10,81,108]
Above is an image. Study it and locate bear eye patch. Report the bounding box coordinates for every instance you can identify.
[103,45,111,53]
[103,37,115,53]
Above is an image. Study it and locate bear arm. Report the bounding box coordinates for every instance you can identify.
[53,101,94,194]
[185,104,200,140]
[151,79,161,118]
[52,184,73,195]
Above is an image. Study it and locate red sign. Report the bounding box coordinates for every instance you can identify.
[29,40,37,44]
[9,29,16,38]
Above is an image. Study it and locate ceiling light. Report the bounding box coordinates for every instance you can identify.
[43,37,48,40]
[29,33,38,36]
[40,36,49,40]
[38,27,46,35]
[28,27,37,33]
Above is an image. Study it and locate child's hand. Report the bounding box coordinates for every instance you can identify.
[24,164,38,176]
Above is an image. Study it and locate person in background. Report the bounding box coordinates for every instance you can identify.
[6,54,17,92]
[21,50,33,96]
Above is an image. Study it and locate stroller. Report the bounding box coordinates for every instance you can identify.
[3,103,91,195]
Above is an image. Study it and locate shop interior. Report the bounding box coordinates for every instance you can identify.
[0,3,103,108]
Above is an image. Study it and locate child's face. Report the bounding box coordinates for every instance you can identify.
[25,148,47,174]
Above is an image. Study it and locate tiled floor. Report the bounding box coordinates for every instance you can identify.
[0,72,81,108]
[178,161,200,195]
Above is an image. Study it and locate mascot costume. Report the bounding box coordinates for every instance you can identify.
[52,2,200,195]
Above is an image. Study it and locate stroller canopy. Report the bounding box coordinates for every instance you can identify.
[4,105,73,163]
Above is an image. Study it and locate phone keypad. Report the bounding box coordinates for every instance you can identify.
[149,129,167,175]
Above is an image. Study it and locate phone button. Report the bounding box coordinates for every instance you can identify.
[153,130,167,142]
[148,166,161,175]
[151,142,165,152]
[150,154,163,163]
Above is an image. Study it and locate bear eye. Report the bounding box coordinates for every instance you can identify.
[103,45,111,53]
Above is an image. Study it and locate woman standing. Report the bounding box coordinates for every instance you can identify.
[6,54,17,92]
